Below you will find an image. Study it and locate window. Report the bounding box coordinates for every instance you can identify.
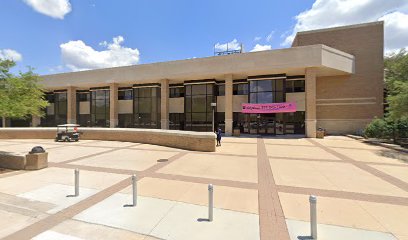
[41,93,56,126]
[286,80,305,93]
[249,79,285,103]
[118,114,133,128]
[45,93,55,103]
[91,89,110,127]
[216,112,225,132]
[118,89,133,100]
[233,83,248,95]
[170,87,184,98]
[185,83,215,132]
[217,84,225,96]
[77,92,90,102]
[285,111,305,134]
[77,114,90,127]
[54,92,67,125]
[76,91,90,127]
[134,87,160,129]
[233,112,249,133]
[169,113,185,130]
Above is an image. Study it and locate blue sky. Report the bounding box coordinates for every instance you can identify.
[1,0,407,75]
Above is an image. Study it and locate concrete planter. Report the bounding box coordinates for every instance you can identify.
[25,152,48,170]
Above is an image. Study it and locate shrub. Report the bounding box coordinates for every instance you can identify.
[364,117,408,141]
[394,117,408,139]
[364,118,392,139]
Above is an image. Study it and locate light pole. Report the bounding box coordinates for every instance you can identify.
[211,102,217,132]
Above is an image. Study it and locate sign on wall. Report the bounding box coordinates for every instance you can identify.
[241,102,297,114]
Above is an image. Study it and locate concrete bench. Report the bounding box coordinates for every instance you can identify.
[0,151,48,170]
[0,152,26,170]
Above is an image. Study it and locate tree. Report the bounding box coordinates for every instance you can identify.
[0,59,48,127]
[384,49,408,120]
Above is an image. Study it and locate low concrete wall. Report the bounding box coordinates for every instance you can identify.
[0,152,26,170]
[0,128,216,152]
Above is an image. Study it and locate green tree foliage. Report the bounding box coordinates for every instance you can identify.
[384,49,408,120]
[364,49,408,142]
[364,117,408,139]
[0,59,48,124]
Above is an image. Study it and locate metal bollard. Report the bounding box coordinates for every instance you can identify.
[132,174,137,207]
[74,169,79,197]
[208,184,214,222]
[309,195,317,240]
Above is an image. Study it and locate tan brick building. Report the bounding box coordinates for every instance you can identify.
[11,22,383,137]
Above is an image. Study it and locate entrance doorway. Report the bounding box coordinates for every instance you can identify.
[248,113,285,135]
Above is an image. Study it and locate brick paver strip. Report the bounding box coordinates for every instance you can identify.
[49,162,141,175]
[57,143,143,164]
[150,172,258,190]
[308,139,408,192]
[257,138,290,240]
[268,155,407,167]
[2,151,187,240]
[277,185,408,206]
[48,161,408,206]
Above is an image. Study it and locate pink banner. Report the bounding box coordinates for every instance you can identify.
[242,102,297,114]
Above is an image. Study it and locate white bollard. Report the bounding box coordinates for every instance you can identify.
[309,195,317,240]
[74,169,79,197]
[132,174,137,207]
[208,184,214,222]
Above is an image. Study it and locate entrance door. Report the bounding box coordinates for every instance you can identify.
[248,114,277,135]
[260,114,276,135]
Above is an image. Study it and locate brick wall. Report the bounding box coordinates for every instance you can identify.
[293,22,384,134]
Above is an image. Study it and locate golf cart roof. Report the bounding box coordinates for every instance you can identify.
[57,124,80,127]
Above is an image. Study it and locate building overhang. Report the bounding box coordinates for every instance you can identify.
[41,44,355,89]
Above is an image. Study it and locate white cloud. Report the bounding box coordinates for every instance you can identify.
[23,0,71,19]
[60,36,140,71]
[281,0,408,52]
[214,39,242,51]
[380,11,408,53]
[250,44,272,52]
[254,36,262,42]
[0,49,23,62]
[266,31,275,42]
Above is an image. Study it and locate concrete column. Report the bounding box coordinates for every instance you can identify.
[32,116,41,127]
[225,74,233,136]
[160,79,169,129]
[67,86,77,124]
[305,68,317,138]
[109,83,118,128]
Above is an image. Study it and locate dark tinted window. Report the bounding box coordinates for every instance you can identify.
[118,89,133,100]
[233,83,248,95]
[78,92,90,102]
[217,84,225,96]
[249,79,285,103]
[286,80,305,93]
[170,87,184,98]
[294,80,305,92]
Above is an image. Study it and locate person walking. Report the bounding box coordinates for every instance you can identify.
[216,127,222,146]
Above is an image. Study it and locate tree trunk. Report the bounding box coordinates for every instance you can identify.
[2,117,5,128]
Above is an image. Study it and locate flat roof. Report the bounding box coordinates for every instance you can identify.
[295,21,383,36]
[41,44,355,89]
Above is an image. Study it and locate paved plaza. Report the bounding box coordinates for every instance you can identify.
[0,136,407,240]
